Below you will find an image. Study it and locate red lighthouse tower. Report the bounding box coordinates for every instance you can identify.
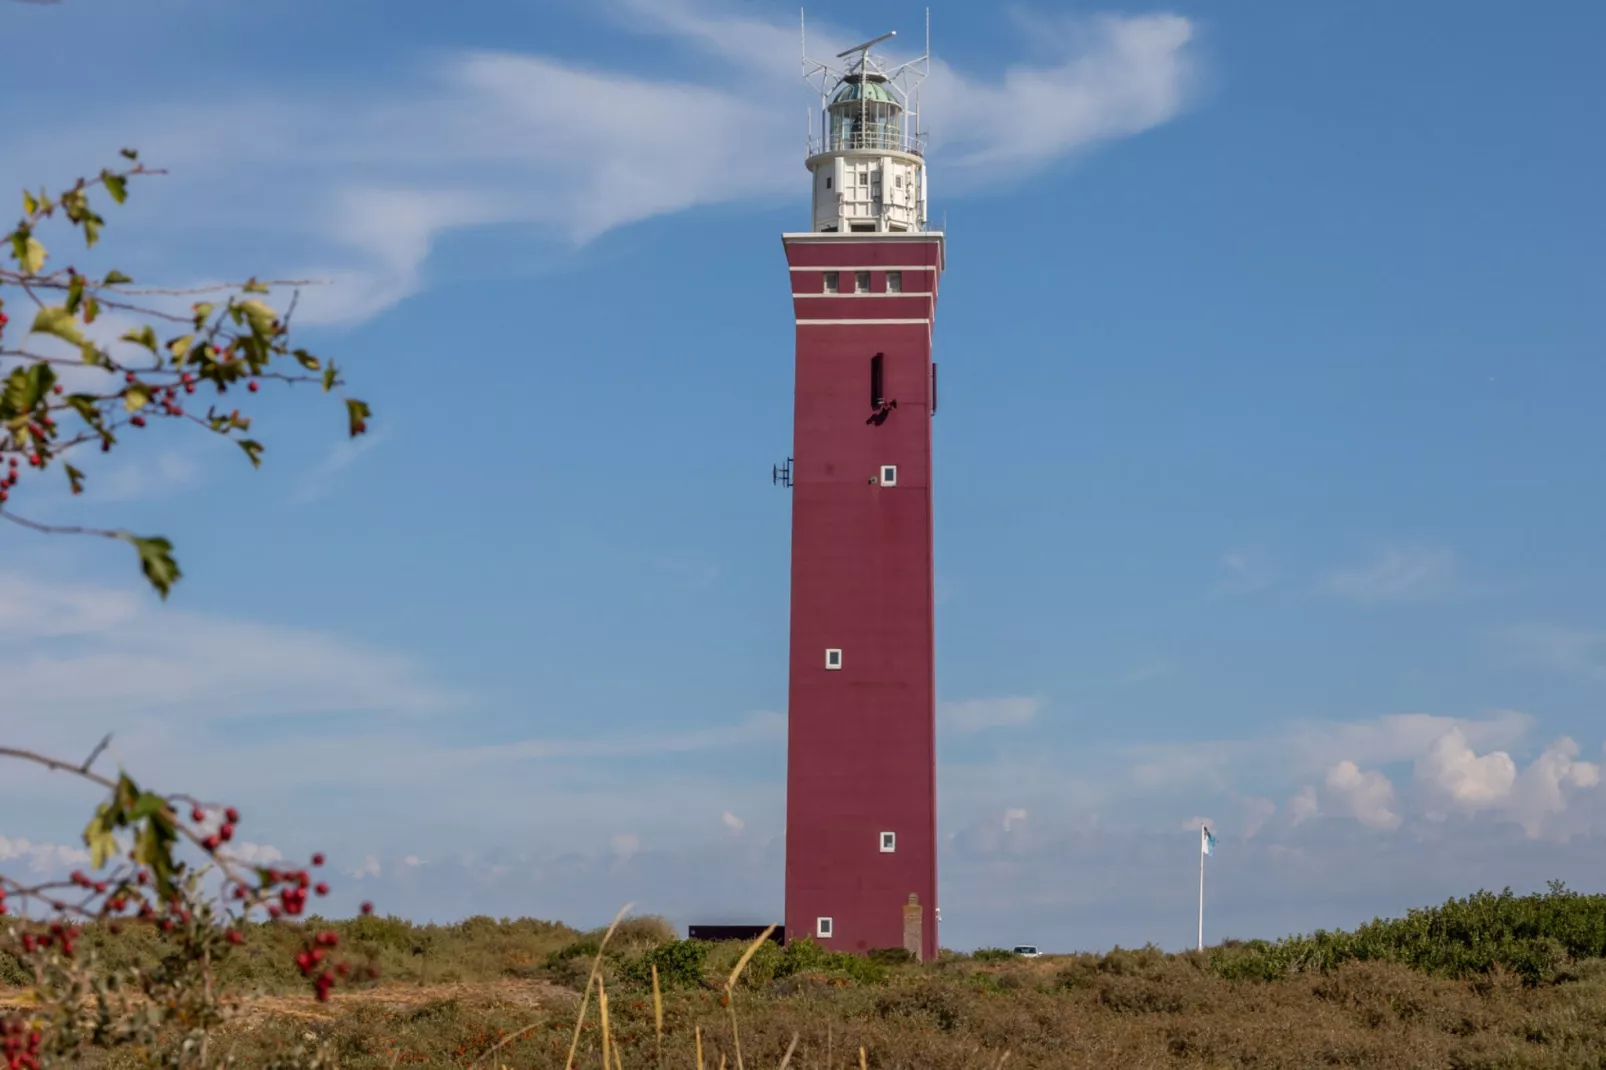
[782,25,942,961]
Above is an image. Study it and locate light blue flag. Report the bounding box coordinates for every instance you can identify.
[1201,826,1217,856]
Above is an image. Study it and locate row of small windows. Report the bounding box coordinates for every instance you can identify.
[823,173,907,191]
[823,270,902,294]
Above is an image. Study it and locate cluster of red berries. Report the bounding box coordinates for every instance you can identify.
[1,1015,42,1070]
[16,922,82,960]
[193,805,239,852]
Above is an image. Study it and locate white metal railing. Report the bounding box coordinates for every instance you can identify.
[808,129,925,157]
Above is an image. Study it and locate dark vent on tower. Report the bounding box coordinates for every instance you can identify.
[870,352,885,409]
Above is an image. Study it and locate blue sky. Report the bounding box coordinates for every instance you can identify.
[2,0,1605,953]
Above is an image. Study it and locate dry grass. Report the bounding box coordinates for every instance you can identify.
[13,894,1606,1068]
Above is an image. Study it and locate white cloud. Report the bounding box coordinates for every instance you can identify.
[230,841,284,866]
[939,696,1040,733]
[1002,807,1029,833]
[0,571,462,730]
[1323,545,1458,604]
[1415,727,1517,815]
[350,855,382,880]
[403,855,424,868]
[610,833,641,862]
[1323,760,1400,829]
[1242,797,1277,839]
[1287,786,1319,826]
[292,424,390,505]
[5,3,1199,327]
[0,835,91,874]
[721,811,745,833]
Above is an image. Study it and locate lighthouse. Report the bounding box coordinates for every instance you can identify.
[780,22,942,961]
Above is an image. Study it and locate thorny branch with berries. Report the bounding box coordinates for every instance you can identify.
[2,156,377,1068]
[0,149,369,597]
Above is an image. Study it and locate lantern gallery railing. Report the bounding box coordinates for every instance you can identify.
[808,128,926,157]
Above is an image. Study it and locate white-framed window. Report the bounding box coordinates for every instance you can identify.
[854,271,870,293]
[879,465,898,487]
[895,175,904,188]
[880,831,896,853]
[822,271,839,294]
[857,171,868,186]
[816,917,833,938]
[886,271,902,293]
[825,648,843,670]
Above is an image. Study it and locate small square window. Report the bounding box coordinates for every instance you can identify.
[825,175,833,190]
[880,831,896,853]
[858,171,868,186]
[822,271,839,294]
[825,648,843,670]
[895,175,904,188]
[854,271,870,293]
[879,465,898,487]
[817,917,833,939]
[886,271,902,293]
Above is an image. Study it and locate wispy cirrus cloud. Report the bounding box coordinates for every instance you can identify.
[3,2,1200,327]
[1322,544,1460,604]
[939,695,1041,733]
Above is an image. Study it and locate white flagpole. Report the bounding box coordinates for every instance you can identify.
[1197,824,1206,953]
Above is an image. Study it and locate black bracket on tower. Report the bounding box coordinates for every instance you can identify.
[772,458,793,488]
[868,351,897,425]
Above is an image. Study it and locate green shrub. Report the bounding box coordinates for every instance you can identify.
[623,938,711,989]
[971,948,1017,962]
[1209,882,1606,986]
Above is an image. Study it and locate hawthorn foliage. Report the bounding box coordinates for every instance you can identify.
[0,150,369,597]
[0,156,378,1068]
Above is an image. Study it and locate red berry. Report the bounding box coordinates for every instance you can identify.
[226,930,244,945]
[225,807,239,823]
[248,380,259,392]
[219,823,234,842]
[360,901,373,916]
[192,807,206,823]
[130,415,145,428]
[125,372,136,384]
[51,385,62,395]
[311,853,325,867]
[315,882,329,896]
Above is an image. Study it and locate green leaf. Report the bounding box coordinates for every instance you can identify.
[322,361,338,392]
[29,305,84,345]
[66,394,102,425]
[101,170,128,205]
[119,532,182,599]
[242,278,269,295]
[2,362,56,418]
[66,274,85,315]
[64,463,85,495]
[10,229,45,274]
[103,269,133,286]
[236,298,277,336]
[124,383,152,412]
[237,439,265,468]
[293,348,321,371]
[83,812,119,870]
[80,341,104,365]
[191,302,215,328]
[82,213,103,248]
[346,398,370,437]
[122,324,158,353]
[167,333,193,360]
[120,148,139,161]
[22,190,38,215]
[129,792,168,822]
